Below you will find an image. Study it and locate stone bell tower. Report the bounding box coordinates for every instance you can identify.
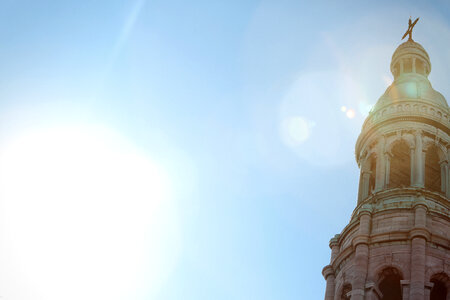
[322,25,450,300]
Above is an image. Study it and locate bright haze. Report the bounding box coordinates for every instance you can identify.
[0,1,450,299]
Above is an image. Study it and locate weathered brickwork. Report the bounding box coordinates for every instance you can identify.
[322,40,450,299]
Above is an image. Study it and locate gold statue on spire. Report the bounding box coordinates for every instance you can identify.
[402,17,419,41]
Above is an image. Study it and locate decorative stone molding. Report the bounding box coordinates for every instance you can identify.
[322,264,335,280]
[365,282,382,300]
[352,235,370,248]
[424,281,434,299]
[409,227,431,241]
[355,110,450,160]
[363,100,450,133]
[358,204,373,217]
[329,235,340,248]
[351,187,448,219]
[351,288,365,297]
[412,195,428,211]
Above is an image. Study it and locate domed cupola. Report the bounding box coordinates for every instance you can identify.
[390,39,431,79]
[354,20,450,205]
[364,40,449,130]
[356,39,450,180]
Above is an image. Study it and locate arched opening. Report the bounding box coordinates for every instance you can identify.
[389,141,411,188]
[341,283,351,300]
[430,273,449,300]
[416,59,425,75]
[378,267,402,300]
[425,145,442,193]
[368,154,377,194]
[403,58,412,73]
[393,63,400,78]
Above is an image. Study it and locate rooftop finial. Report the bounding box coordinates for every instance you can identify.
[402,17,419,41]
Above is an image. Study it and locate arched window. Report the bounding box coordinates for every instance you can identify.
[389,141,411,188]
[425,145,442,193]
[430,273,449,300]
[378,268,402,300]
[341,283,351,300]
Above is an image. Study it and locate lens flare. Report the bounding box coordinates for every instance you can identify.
[346,109,355,118]
[280,116,313,145]
[341,106,347,112]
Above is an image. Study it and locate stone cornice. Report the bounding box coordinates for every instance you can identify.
[364,99,449,132]
[351,187,449,219]
[355,100,450,159]
[332,229,450,277]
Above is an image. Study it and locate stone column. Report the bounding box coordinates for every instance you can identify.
[412,57,416,73]
[330,235,340,263]
[447,163,450,198]
[361,172,371,200]
[424,282,434,300]
[410,147,415,185]
[352,206,372,300]
[358,171,363,204]
[440,161,447,194]
[385,152,391,187]
[409,200,430,300]
[322,265,336,300]
[375,137,386,191]
[401,280,410,300]
[413,131,424,187]
[323,235,340,300]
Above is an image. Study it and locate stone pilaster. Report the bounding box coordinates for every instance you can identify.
[351,206,372,300]
[329,235,340,263]
[375,136,386,191]
[440,160,448,194]
[413,131,424,187]
[361,172,371,200]
[401,280,410,300]
[322,265,335,300]
[424,282,434,300]
[384,152,391,187]
[409,200,429,300]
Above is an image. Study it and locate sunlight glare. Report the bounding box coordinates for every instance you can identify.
[0,125,179,300]
[382,74,393,86]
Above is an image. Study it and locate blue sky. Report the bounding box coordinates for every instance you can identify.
[0,1,450,299]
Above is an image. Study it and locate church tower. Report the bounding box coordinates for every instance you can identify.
[322,22,450,300]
